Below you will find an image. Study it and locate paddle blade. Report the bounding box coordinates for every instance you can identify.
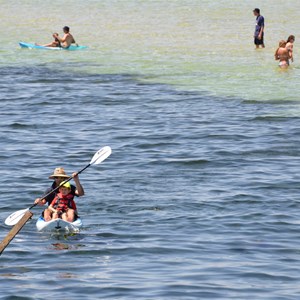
[90,146,112,165]
[5,208,30,226]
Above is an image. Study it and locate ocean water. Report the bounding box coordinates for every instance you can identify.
[1,1,300,299]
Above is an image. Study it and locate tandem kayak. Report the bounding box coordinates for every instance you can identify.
[36,215,83,233]
[19,42,87,51]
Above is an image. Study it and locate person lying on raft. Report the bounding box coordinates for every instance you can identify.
[34,167,84,221]
[35,33,61,47]
[48,181,77,222]
[274,40,292,69]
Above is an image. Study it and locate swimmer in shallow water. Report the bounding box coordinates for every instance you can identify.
[253,8,265,49]
[274,40,291,69]
[286,35,295,63]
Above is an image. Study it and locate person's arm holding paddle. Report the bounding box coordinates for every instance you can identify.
[4,146,111,231]
[34,197,46,206]
[34,187,52,206]
[72,172,84,196]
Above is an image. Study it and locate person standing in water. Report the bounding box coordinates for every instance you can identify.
[286,35,295,62]
[253,8,265,49]
[53,26,77,48]
[274,40,292,69]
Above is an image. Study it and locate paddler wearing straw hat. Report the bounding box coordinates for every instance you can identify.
[34,167,84,221]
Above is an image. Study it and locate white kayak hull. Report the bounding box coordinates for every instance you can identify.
[36,216,83,233]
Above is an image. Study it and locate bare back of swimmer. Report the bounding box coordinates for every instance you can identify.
[274,40,291,68]
[53,26,77,48]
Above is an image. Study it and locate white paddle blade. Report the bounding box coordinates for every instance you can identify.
[5,208,30,226]
[90,146,112,165]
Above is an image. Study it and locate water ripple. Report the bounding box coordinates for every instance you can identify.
[1,65,300,299]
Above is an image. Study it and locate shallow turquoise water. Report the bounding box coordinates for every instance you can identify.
[1,0,300,101]
[1,1,300,299]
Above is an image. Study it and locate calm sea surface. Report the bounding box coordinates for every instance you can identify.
[1,1,300,299]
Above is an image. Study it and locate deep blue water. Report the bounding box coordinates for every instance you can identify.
[1,64,300,299]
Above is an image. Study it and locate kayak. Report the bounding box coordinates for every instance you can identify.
[19,42,87,51]
[36,215,83,233]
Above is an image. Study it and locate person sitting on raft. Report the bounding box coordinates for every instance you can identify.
[48,181,77,222]
[36,33,61,47]
[53,26,77,48]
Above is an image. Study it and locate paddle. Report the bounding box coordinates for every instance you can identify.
[4,146,112,226]
[0,211,33,255]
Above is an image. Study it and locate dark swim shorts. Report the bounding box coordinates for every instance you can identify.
[254,35,264,45]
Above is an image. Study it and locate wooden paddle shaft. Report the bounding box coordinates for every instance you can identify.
[0,210,33,256]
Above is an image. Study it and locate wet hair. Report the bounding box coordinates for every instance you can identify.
[63,26,70,32]
[279,40,287,48]
[253,8,260,14]
[287,35,295,43]
[52,33,60,42]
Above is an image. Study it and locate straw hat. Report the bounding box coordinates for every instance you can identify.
[49,167,70,179]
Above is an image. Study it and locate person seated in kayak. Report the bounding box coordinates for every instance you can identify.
[49,181,77,222]
[36,33,61,47]
[53,26,78,48]
[34,167,84,221]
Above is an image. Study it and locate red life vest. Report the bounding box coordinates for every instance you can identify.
[51,192,76,213]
